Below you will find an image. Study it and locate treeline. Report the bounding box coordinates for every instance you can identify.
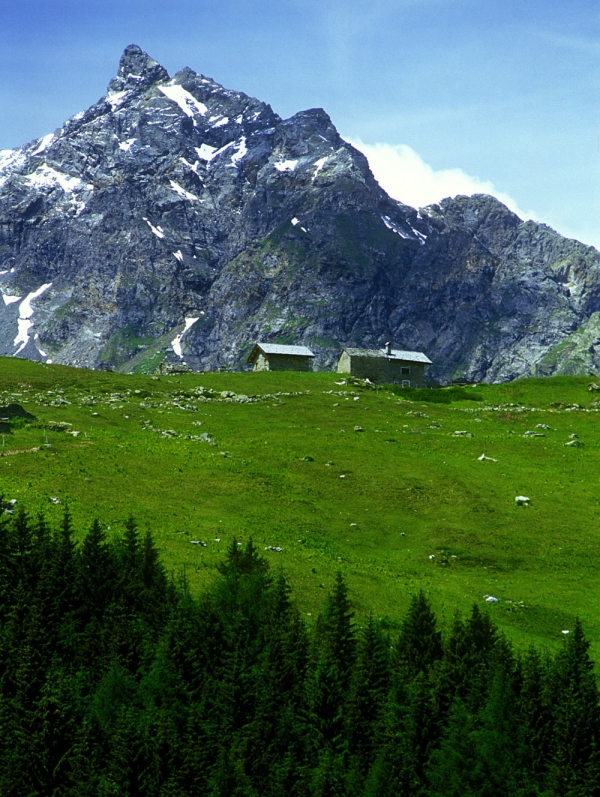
[0,509,599,796]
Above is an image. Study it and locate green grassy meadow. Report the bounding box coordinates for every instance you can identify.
[1,356,600,657]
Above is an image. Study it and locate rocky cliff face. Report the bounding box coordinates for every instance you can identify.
[1,44,599,382]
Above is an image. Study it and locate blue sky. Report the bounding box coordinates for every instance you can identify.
[1,0,599,246]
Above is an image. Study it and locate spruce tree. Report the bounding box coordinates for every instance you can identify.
[12,506,33,590]
[394,590,443,679]
[80,518,116,620]
[345,616,391,786]
[426,698,478,797]
[517,647,553,792]
[472,664,522,796]
[547,619,600,795]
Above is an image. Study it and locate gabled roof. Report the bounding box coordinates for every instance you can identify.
[341,347,432,364]
[248,342,315,362]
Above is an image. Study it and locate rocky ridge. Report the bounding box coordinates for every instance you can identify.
[1,44,599,383]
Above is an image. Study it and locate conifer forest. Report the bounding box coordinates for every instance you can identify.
[0,507,598,797]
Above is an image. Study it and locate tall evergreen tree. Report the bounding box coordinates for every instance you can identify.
[306,573,356,792]
[517,647,553,792]
[426,698,478,797]
[12,506,33,590]
[345,616,391,787]
[547,619,600,796]
[394,591,443,679]
[472,664,523,797]
[435,604,498,716]
[80,519,116,620]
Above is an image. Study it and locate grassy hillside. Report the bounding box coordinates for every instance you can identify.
[1,356,599,657]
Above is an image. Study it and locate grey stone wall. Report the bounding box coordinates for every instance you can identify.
[337,353,426,386]
[253,353,313,372]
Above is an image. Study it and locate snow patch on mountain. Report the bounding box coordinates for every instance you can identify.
[31,133,54,156]
[230,138,247,166]
[274,159,298,172]
[143,218,165,239]
[169,180,200,201]
[172,317,199,357]
[25,165,85,193]
[196,144,217,161]
[13,283,52,355]
[159,84,208,118]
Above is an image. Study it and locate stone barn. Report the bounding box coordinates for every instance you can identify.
[247,342,315,372]
[337,343,431,386]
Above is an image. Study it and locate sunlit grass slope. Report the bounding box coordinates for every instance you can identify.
[1,356,599,656]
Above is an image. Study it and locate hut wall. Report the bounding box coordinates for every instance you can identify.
[253,353,312,372]
[338,353,427,386]
[268,354,312,371]
[252,353,270,372]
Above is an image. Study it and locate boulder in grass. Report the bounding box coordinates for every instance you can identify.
[515,495,530,506]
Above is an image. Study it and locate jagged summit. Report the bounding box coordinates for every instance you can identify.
[0,47,599,381]
[107,44,170,93]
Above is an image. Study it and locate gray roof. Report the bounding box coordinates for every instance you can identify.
[341,347,432,364]
[249,342,315,361]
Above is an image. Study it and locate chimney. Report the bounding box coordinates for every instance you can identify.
[385,341,392,356]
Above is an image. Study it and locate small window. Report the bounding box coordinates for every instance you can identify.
[401,367,410,375]
[402,380,411,388]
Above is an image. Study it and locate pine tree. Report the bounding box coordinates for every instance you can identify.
[426,698,478,797]
[393,672,440,797]
[139,529,169,629]
[394,590,443,679]
[306,573,356,791]
[345,616,390,786]
[517,647,553,792]
[316,572,355,691]
[472,664,522,796]
[119,515,142,610]
[241,574,309,796]
[0,508,15,618]
[80,519,116,620]
[547,619,600,796]
[34,508,81,661]
[12,505,33,590]
[435,604,498,717]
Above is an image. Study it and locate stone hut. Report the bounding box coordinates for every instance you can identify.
[247,342,315,372]
[337,343,431,386]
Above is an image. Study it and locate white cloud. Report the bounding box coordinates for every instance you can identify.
[349,139,537,221]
